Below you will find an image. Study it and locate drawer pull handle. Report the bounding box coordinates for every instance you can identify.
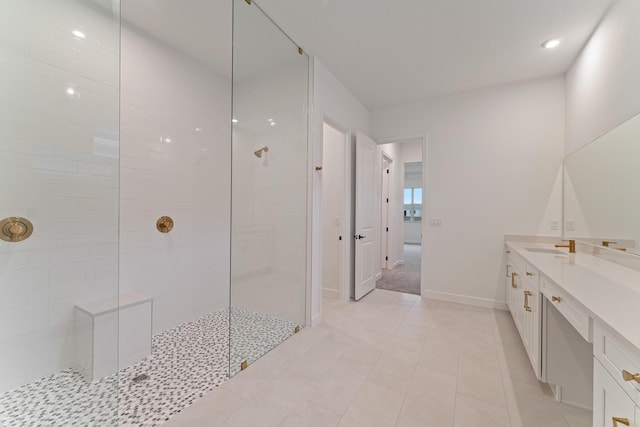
[612,417,630,426]
[551,296,561,303]
[621,370,640,384]
[526,271,534,277]
[511,272,517,288]
[524,291,532,312]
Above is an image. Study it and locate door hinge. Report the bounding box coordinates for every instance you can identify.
[339,236,342,241]
[386,169,389,174]
[385,227,389,232]
[385,256,388,261]
[386,198,389,203]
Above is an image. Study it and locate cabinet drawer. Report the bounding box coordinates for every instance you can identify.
[541,276,592,342]
[594,359,638,427]
[508,249,526,273]
[595,322,640,406]
[507,250,540,286]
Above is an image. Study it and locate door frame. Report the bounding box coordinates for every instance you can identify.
[320,117,352,303]
[380,152,393,271]
[375,134,428,295]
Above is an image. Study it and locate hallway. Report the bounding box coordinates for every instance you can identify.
[376,244,421,295]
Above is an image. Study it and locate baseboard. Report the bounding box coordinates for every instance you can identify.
[422,290,508,311]
[375,271,382,280]
[311,312,322,327]
[392,259,404,268]
[322,288,338,300]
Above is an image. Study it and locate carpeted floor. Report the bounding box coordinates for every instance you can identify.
[376,244,421,295]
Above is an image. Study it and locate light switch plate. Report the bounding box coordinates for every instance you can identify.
[566,220,576,231]
[429,218,442,227]
[551,219,560,231]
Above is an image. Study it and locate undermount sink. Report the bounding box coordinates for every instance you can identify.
[525,247,567,255]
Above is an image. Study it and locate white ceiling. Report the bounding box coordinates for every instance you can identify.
[257,0,612,109]
[110,0,611,110]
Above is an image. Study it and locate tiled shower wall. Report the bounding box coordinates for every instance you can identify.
[0,0,234,394]
[0,0,120,393]
[119,15,232,334]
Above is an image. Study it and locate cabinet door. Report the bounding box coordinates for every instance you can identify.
[521,281,541,379]
[507,261,520,317]
[509,263,524,331]
[594,360,638,427]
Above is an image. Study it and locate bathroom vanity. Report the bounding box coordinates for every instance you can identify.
[505,240,640,427]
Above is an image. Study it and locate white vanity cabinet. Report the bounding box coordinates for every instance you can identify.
[593,324,640,427]
[505,240,640,426]
[594,359,638,427]
[505,247,541,379]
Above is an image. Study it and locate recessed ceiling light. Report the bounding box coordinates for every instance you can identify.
[72,30,86,39]
[541,38,561,49]
[66,87,76,95]
[232,119,238,123]
[267,118,273,122]
[270,122,276,126]
[195,127,202,132]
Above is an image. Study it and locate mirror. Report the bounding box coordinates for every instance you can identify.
[564,113,640,256]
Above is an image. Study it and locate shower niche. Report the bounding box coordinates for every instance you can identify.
[0,0,308,425]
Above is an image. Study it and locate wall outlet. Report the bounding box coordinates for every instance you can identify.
[429,218,442,227]
[566,219,576,231]
[551,219,560,231]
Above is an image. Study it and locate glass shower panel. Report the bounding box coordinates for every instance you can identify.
[231,0,309,375]
[0,0,120,425]
[117,1,232,424]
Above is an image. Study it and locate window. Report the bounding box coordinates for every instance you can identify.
[404,187,422,221]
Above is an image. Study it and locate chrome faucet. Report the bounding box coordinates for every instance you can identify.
[555,239,576,253]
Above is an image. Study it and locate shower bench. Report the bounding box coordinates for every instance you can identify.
[74,291,153,383]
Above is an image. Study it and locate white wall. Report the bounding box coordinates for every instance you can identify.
[565,0,640,154]
[312,59,369,321]
[0,0,120,392]
[371,76,565,307]
[321,123,346,298]
[119,18,231,334]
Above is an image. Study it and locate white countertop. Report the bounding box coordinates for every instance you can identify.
[506,241,640,353]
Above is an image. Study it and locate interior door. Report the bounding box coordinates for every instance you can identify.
[354,131,378,300]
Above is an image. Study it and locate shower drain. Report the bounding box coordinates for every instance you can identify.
[132,374,149,384]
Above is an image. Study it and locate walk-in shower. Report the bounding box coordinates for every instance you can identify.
[0,0,308,425]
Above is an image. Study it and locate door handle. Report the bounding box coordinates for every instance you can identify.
[511,272,517,288]
[354,234,367,240]
[524,290,532,312]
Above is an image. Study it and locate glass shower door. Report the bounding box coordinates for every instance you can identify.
[230,0,309,375]
[0,0,121,425]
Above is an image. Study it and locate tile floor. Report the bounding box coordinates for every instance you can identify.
[164,289,592,427]
[0,307,297,427]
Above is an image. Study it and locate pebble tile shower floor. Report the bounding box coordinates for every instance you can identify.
[0,307,297,426]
